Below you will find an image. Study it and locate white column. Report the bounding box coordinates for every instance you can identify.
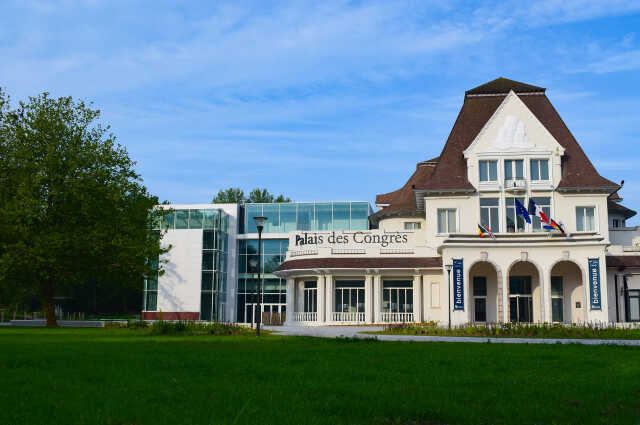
[285,277,295,325]
[501,272,509,323]
[317,275,325,323]
[539,272,549,323]
[365,275,373,323]
[373,274,382,323]
[413,274,422,323]
[325,274,333,323]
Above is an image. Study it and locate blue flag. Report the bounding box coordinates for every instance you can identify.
[515,198,531,223]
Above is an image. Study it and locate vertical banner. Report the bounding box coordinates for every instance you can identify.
[588,258,602,310]
[453,259,464,311]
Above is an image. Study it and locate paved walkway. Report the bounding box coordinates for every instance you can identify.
[264,325,640,346]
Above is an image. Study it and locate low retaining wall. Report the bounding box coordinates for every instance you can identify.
[10,320,105,327]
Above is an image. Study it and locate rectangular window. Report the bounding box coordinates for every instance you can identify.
[315,203,332,231]
[576,207,596,232]
[262,204,280,233]
[203,209,219,229]
[505,197,526,232]
[161,210,175,229]
[189,209,203,229]
[612,219,621,228]
[244,204,263,233]
[437,209,457,233]
[333,202,350,230]
[334,280,365,313]
[479,160,498,182]
[303,281,317,313]
[297,203,314,231]
[430,282,440,307]
[382,280,413,313]
[404,222,421,230]
[175,210,188,229]
[350,202,370,230]
[279,204,297,232]
[504,159,524,181]
[479,198,500,233]
[144,258,158,311]
[531,197,551,232]
[530,159,549,181]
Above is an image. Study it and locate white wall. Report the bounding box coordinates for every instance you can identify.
[155,203,238,321]
[157,229,203,313]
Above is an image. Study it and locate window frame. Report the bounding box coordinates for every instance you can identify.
[479,160,498,183]
[504,159,525,182]
[530,158,550,181]
[575,206,597,232]
[479,197,500,234]
[436,208,458,234]
[404,221,421,230]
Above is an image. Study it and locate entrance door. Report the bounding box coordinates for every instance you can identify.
[509,276,533,322]
[244,303,286,325]
[626,290,640,322]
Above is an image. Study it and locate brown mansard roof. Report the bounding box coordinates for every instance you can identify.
[371,157,439,222]
[276,257,442,272]
[608,199,637,219]
[465,77,545,96]
[413,78,619,194]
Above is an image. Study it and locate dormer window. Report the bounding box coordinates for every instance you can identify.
[530,159,549,181]
[504,159,524,181]
[479,160,498,182]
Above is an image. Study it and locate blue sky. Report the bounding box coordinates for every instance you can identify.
[2,1,640,223]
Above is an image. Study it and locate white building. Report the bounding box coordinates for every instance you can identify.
[144,78,640,326]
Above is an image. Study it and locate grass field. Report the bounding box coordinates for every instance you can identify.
[1,328,639,424]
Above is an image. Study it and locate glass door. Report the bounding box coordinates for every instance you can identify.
[626,290,640,322]
[509,276,533,322]
[473,277,487,322]
[551,276,564,323]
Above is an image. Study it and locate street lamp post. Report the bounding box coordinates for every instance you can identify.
[253,216,268,337]
[445,263,453,330]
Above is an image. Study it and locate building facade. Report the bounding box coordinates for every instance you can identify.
[143,78,640,325]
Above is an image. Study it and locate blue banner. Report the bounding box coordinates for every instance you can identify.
[453,259,464,311]
[588,258,601,310]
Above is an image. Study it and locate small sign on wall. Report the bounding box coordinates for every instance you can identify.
[453,259,464,311]
[587,258,601,311]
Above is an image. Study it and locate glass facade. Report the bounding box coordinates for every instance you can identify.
[236,238,289,323]
[143,257,158,311]
[160,208,226,230]
[242,202,371,234]
[200,210,229,321]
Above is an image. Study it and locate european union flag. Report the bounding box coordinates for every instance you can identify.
[515,198,531,223]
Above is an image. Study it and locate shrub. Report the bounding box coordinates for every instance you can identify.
[380,322,640,339]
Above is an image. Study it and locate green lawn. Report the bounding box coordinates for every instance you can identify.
[1,328,639,425]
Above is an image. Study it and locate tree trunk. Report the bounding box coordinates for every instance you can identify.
[42,280,57,327]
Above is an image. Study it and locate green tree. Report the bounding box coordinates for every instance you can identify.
[247,188,291,203]
[213,187,291,203]
[0,89,170,326]
[212,187,245,203]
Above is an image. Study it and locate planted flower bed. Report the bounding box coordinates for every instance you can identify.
[375,322,640,339]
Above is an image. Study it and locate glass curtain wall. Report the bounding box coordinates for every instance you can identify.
[242,202,371,234]
[236,238,289,323]
[143,257,159,311]
[200,211,229,321]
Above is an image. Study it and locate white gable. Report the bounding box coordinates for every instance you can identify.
[463,91,564,157]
